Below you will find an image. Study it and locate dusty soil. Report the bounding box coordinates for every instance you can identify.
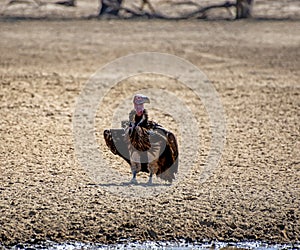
[0,17,299,246]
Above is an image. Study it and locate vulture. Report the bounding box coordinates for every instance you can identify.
[103,94,179,184]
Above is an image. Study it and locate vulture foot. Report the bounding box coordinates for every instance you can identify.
[130,178,138,184]
[147,176,153,185]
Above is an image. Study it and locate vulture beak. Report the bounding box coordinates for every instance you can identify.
[142,96,150,104]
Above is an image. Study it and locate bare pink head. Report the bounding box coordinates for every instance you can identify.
[133,94,150,116]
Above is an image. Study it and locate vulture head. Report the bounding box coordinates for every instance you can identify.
[133,94,150,116]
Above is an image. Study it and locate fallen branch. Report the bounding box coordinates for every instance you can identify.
[180,1,236,19]
[140,0,156,14]
[55,0,76,7]
[8,0,40,5]
[7,0,76,7]
[171,0,201,7]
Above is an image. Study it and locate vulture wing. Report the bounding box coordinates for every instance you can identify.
[103,129,130,165]
[149,128,179,182]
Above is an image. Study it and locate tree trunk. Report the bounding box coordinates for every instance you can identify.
[236,0,253,19]
[99,0,123,16]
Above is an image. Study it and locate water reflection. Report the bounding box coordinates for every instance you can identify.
[5,240,299,250]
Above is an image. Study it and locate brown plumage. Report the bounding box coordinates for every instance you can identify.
[103,122,178,184]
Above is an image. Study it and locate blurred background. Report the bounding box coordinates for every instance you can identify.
[0,0,299,20]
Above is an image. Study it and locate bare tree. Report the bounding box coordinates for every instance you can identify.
[236,0,253,19]
[99,0,123,16]
[98,0,254,20]
[98,0,156,17]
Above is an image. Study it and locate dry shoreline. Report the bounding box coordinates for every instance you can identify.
[0,19,299,246]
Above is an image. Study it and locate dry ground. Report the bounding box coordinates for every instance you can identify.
[0,19,299,246]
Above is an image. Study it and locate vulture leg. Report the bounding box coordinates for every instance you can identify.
[147,161,158,185]
[148,172,153,185]
[130,171,138,184]
[130,161,141,184]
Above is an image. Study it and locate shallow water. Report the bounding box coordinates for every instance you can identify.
[4,240,300,250]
